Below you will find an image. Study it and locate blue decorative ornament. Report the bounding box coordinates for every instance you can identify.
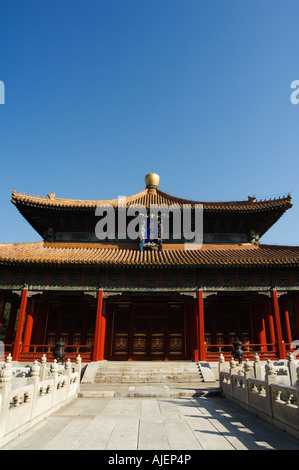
[139,212,162,251]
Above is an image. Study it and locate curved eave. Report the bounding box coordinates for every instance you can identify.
[0,242,299,269]
[11,189,293,212]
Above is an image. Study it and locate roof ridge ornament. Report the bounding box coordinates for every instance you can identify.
[145,173,160,191]
[47,192,56,200]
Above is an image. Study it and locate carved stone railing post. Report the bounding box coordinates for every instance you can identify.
[253,353,262,379]
[244,358,253,405]
[75,354,82,375]
[265,359,278,385]
[218,353,225,376]
[244,358,253,379]
[229,357,238,374]
[265,359,278,417]
[50,359,59,408]
[0,360,12,438]
[65,358,72,374]
[288,352,298,386]
[74,355,82,392]
[228,357,238,396]
[39,354,48,381]
[5,353,12,368]
[28,360,40,421]
[64,358,72,396]
[50,359,59,376]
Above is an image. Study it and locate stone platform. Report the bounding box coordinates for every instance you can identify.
[79,360,219,398]
[3,361,299,450]
[82,360,216,383]
[4,391,299,450]
[79,382,220,398]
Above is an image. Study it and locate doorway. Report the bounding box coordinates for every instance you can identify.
[111,299,186,360]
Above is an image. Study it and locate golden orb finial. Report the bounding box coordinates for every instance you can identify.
[145,173,160,190]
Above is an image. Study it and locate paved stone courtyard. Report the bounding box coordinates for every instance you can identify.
[3,393,299,451]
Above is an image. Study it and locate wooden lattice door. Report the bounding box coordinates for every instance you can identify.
[132,317,166,357]
[112,305,130,357]
[168,305,185,357]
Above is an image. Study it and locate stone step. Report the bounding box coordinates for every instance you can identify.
[94,368,200,375]
[94,376,202,383]
[92,361,204,384]
[94,362,200,371]
[95,367,197,370]
[78,384,221,398]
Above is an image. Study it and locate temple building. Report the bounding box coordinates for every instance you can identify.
[1,173,299,363]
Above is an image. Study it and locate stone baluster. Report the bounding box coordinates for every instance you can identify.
[50,359,59,376]
[39,354,48,381]
[75,354,82,374]
[50,359,59,407]
[265,359,278,417]
[244,358,253,379]
[64,358,72,395]
[288,352,298,386]
[0,359,12,438]
[75,355,82,391]
[5,353,12,368]
[265,359,278,384]
[253,353,262,379]
[28,361,40,420]
[218,353,225,378]
[229,357,238,375]
[0,361,12,383]
[65,357,72,371]
[227,357,238,396]
[30,360,40,377]
[244,358,253,406]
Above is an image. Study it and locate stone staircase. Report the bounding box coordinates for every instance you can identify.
[79,361,219,398]
[92,361,204,384]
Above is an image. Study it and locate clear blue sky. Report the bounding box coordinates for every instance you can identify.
[0,0,298,244]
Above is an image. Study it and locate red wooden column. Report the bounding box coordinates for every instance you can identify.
[197,290,206,361]
[93,289,105,361]
[272,289,285,359]
[264,296,275,351]
[193,296,199,361]
[259,314,268,352]
[98,299,107,360]
[259,302,268,352]
[12,287,28,361]
[22,297,36,353]
[282,299,292,348]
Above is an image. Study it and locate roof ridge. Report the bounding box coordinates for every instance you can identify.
[11,188,292,209]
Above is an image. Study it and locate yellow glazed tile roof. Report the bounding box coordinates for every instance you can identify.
[11,189,292,212]
[0,241,299,267]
